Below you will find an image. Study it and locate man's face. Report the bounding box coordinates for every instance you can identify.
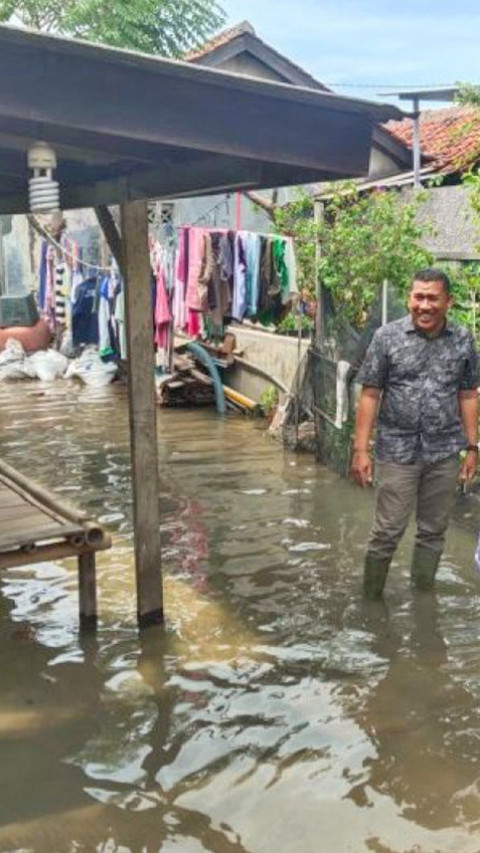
[407,279,453,335]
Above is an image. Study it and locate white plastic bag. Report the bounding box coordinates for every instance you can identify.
[28,349,68,382]
[64,348,117,386]
[0,339,37,381]
[0,338,25,366]
[0,359,37,381]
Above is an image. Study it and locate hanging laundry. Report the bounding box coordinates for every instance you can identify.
[154,264,172,351]
[54,260,67,328]
[173,226,189,332]
[71,277,99,347]
[37,240,48,311]
[98,272,121,358]
[244,232,261,318]
[114,287,127,360]
[232,232,247,321]
[186,227,206,312]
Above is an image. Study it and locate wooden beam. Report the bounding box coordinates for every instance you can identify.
[78,552,97,631]
[95,205,124,275]
[0,40,374,173]
[120,199,163,628]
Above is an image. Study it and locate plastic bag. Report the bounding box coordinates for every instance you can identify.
[0,359,37,381]
[64,348,117,386]
[0,338,37,380]
[28,349,68,382]
[0,338,26,366]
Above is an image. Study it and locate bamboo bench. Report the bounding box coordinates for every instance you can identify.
[0,459,111,630]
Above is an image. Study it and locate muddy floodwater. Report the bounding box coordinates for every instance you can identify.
[2,381,480,852]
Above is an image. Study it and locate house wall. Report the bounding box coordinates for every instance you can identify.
[0,208,106,299]
[403,184,479,261]
[171,191,276,232]
[211,52,290,83]
[0,214,32,295]
[368,146,403,180]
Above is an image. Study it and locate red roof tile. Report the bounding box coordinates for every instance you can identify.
[384,106,480,174]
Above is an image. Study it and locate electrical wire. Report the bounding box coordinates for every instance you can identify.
[325,82,456,89]
[28,214,113,273]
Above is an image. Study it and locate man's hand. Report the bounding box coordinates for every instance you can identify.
[352,450,373,487]
[460,450,478,485]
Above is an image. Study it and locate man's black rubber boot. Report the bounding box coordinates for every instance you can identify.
[411,544,441,591]
[363,552,391,600]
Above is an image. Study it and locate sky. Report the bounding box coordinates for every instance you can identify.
[219,0,480,105]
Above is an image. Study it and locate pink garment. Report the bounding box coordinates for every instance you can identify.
[186,227,206,312]
[154,266,172,350]
[44,244,56,330]
[173,227,189,331]
[187,309,200,337]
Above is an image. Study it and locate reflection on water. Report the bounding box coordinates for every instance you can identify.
[1,381,480,852]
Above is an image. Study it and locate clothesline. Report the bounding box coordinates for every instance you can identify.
[29,215,113,274]
[190,197,230,227]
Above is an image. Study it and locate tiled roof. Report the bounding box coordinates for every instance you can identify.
[185,20,255,61]
[384,106,480,174]
[185,20,328,91]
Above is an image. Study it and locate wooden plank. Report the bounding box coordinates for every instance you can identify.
[0,460,90,524]
[121,199,163,627]
[0,521,85,552]
[0,505,52,521]
[78,552,97,631]
[0,517,60,534]
[0,493,27,506]
[0,536,111,571]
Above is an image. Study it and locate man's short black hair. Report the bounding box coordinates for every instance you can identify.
[411,267,451,294]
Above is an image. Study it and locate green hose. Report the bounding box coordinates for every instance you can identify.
[185,342,227,416]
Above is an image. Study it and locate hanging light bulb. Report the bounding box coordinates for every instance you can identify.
[27,142,60,213]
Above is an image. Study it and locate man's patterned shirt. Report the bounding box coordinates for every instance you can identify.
[356,315,480,463]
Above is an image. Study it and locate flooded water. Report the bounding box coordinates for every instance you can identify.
[1,381,480,852]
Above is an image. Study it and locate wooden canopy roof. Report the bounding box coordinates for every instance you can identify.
[0,24,404,213]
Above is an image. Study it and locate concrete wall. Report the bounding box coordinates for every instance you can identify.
[224,324,310,400]
[410,184,480,260]
[0,214,32,294]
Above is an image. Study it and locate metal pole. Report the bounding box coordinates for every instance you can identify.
[412,96,421,190]
[0,219,4,296]
[295,296,302,443]
[382,279,388,326]
[314,200,325,350]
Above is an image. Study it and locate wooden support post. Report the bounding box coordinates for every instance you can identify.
[95,204,124,275]
[120,199,163,628]
[313,200,325,351]
[78,552,97,631]
[313,199,326,462]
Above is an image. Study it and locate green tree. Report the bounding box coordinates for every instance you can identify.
[455,82,480,108]
[274,185,433,330]
[0,0,225,56]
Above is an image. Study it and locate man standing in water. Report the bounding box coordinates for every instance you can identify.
[352,268,479,598]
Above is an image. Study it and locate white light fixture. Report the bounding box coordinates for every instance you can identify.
[27,142,60,212]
